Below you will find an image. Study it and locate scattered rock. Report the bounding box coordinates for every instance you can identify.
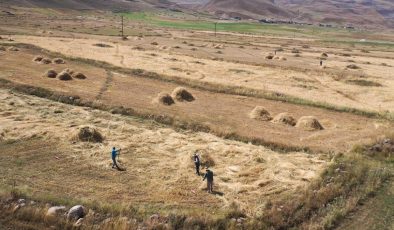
[46,206,66,217]
[67,205,86,220]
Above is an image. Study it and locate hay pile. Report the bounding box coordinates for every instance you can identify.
[43,69,57,78]
[154,92,175,106]
[64,68,74,75]
[346,64,360,69]
[171,87,194,102]
[40,58,52,64]
[33,56,43,62]
[53,58,65,64]
[200,152,215,168]
[280,57,287,61]
[296,116,324,131]
[57,70,72,81]
[151,42,158,45]
[249,106,272,121]
[272,113,296,126]
[73,126,103,143]
[72,72,86,79]
[321,53,328,58]
[265,54,274,59]
[8,46,19,51]
[0,46,6,51]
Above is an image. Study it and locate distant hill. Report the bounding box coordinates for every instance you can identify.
[1,0,393,28]
[191,0,394,28]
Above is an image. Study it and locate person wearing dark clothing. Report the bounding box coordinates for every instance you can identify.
[193,153,201,175]
[320,60,323,66]
[111,147,121,169]
[203,168,214,193]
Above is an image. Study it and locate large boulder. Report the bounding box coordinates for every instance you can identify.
[67,205,86,220]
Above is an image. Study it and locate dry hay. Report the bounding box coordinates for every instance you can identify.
[280,57,287,61]
[296,116,324,131]
[249,106,272,121]
[291,48,300,53]
[0,46,6,51]
[321,53,328,58]
[171,87,194,102]
[72,126,103,143]
[151,42,159,45]
[153,92,175,106]
[57,70,72,81]
[33,56,43,62]
[8,46,19,51]
[200,152,215,168]
[43,69,57,78]
[64,68,74,75]
[53,58,65,64]
[346,64,360,69]
[93,43,113,48]
[265,54,274,60]
[40,58,52,64]
[272,113,297,126]
[72,72,87,79]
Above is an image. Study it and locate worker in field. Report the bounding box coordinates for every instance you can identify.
[111,147,121,169]
[193,152,201,175]
[203,168,214,193]
[320,60,323,66]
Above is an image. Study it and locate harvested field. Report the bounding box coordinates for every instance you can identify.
[0,88,326,216]
[10,35,394,113]
[0,48,392,152]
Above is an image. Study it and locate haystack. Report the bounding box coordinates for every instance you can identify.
[33,56,43,62]
[8,46,19,51]
[321,53,328,58]
[72,72,86,79]
[171,87,194,102]
[249,106,272,121]
[154,92,174,106]
[272,113,296,126]
[43,69,57,78]
[0,46,6,51]
[57,70,72,81]
[40,58,52,64]
[151,42,158,45]
[280,57,287,61]
[296,116,324,131]
[73,126,103,143]
[200,152,215,168]
[346,64,360,69]
[53,58,65,64]
[265,54,274,59]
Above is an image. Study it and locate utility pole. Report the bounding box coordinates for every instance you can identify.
[121,15,124,38]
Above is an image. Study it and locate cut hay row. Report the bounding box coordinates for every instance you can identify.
[33,56,65,65]
[249,106,324,131]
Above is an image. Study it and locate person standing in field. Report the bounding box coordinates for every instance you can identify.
[203,168,214,193]
[193,152,201,175]
[111,147,121,169]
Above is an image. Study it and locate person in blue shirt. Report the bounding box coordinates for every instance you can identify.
[111,147,121,169]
